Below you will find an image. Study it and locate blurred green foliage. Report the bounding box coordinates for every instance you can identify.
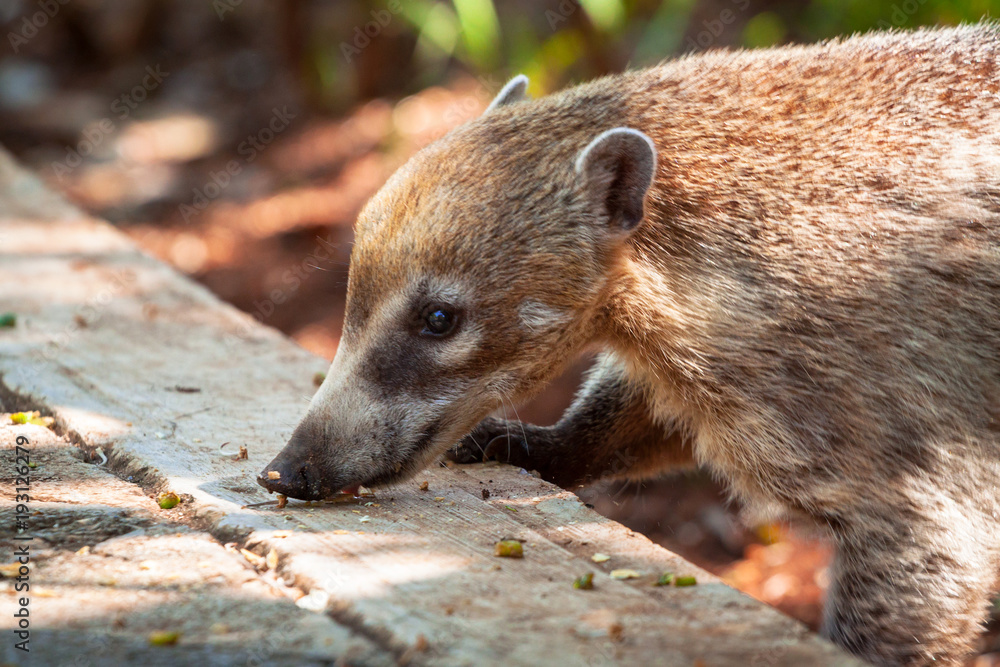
[315,0,1000,105]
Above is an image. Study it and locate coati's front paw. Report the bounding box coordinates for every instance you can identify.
[446,417,534,469]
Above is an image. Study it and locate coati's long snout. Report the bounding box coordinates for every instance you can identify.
[257,74,659,500]
[257,422,334,500]
[256,339,472,500]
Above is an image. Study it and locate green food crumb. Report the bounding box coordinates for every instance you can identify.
[655,573,675,586]
[27,462,37,469]
[494,540,523,558]
[9,411,54,428]
[157,492,180,509]
[573,572,594,590]
[148,631,180,646]
[313,371,326,387]
[0,313,16,328]
[504,505,517,513]
[674,576,698,587]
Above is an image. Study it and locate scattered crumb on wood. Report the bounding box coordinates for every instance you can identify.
[157,492,180,509]
[240,548,266,569]
[609,569,641,580]
[8,411,55,428]
[148,630,181,646]
[494,540,523,558]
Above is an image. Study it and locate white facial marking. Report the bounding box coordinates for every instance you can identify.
[518,299,569,332]
[309,342,378,435]
[432,328,481,367]
[307,278,487,467]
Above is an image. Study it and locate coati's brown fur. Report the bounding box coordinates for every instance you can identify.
[261,24,1000,665]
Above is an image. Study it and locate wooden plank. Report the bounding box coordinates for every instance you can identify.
[0,424,394,666]
[0,147,860,666]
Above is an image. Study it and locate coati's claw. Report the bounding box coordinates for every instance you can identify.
[482,434,529,466]
[447,418,530,467]
[445,438,485,464]
[448,420,491,463]
[447,418,497,463]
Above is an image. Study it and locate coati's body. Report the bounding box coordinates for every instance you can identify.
[261,24,1000,665]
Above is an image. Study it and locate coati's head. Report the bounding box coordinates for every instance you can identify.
[259,75,657,499]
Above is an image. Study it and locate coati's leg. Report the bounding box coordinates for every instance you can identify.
[447,352,693,488]
[822,506,997,666]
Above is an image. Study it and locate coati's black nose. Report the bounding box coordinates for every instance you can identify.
[257,458,326,501]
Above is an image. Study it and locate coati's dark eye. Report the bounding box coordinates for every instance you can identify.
[420,304,458,337]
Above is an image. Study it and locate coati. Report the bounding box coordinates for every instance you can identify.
[259,23,1000,666]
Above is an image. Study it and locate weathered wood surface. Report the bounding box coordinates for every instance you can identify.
[0,147,860,666]
[0,424,392,666]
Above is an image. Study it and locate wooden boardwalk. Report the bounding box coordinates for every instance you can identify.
[0,147,859,666]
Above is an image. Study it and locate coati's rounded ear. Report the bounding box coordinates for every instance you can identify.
[484,74,529,114]
[575,128,657,231]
